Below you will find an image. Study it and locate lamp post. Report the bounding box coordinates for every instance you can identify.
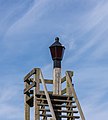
[49,37,65,95]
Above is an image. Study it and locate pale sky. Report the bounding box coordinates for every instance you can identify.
[0,0,108,120]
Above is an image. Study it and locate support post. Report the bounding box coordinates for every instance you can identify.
[66,71,73,96]
[24,81,30,120]
[53,68,61,95]
[34,68,40,120]
[66,71,85,120]
[66,71,73,120]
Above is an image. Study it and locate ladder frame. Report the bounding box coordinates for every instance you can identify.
[24,68,85,120]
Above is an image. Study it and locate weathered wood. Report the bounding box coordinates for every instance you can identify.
[39,109,78,113]
[27,78,53,84]
[24,68,37,82]
[61,76,66,83]
[53,68,61,95]
[23,68,84,120]
[58,115,80,119]
[24,81,30,120]
[66,72,73,120]
[36,97,75,103]
[40,70,56,120]
[24,82,36,94]
[66,71,73,96]
[40,79,53,84]
[34,68,40,120]
[61,88,66,95]
[40,90,53,94]
[36,93,73,99]
[40,114,80,119]
[66,71,85,120]
[37,103,77,108]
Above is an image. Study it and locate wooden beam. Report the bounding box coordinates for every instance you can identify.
[24,68,37,82]
[61,88,66,95]
[34,68,40,120]
[24,80,30,120]
[40,70,56,120]
[53,68,61,95]
[24,82,36,94]
[66,71,85,120]
[28,78,53,84]
[40,91,53,94]
[40,79,53,84]
[61,76,66,83]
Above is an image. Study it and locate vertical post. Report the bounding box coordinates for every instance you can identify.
[53,67,61,95]
[24,81,30,120]
[53,61,61,120]
[66,71,86,120]
[66,71,73,96]
[66,71,73,120]
[34,68,40,120]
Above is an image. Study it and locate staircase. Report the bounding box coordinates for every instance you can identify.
[36,93,80,120]
[24,68,85,120]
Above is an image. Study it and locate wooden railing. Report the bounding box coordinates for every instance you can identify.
[66,71,85,120]
[24,68,85,120]
[39,70,56,120]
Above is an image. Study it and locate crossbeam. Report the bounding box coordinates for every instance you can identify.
[24,82,36,94]
[24,68,37,82]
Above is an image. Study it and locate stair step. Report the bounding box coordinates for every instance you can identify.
[37,103,77,108]
[36,93,73,100]
[39,109,78,113]
[40,114,80,119]
[53,104,77,108]
[36,98,75,104]
[59,115,80,119]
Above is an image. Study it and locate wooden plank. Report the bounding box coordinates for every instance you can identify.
[53,68,61,95]
[53,104,77,108]
[24,82,36,94]
[40,114,80,119]
[39,109,78,113]
[40,91,53,94]
[61,88,66,95]
[36,98,75,103]
[36,93,73,99]
[24,68,37,82]
[61,76,66,83]
[66,71,85,120]
[34,68,40,120]
[44,79,53,84]
[40,70,56,120]
[66,72,73,120]
[24,81,30,120]
[40,79,53,84]
[37,103,77,108]
[58,115,80,119]
[67,71,73,77]
[29,78,53,84]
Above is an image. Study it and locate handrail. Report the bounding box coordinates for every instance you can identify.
[66,71,85,120]
[61,76,66,83]
[40,70,56,120]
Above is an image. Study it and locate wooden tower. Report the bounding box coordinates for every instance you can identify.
[24,38,85,120]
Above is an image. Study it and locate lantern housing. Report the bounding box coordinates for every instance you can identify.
[49,37,65,68]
